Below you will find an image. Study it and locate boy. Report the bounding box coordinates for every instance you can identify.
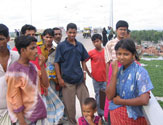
[86,34,106,117]
[55,23,89,125]
[105,20,129,81]
[6,36,49,125]
[0,24,19,125]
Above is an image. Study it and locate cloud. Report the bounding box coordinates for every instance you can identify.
[0,0,163,31]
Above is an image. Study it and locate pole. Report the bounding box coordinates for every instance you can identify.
[110,0,113,28]
[30,0,32,24]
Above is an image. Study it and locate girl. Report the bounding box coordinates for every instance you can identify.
[78,97,102,125]
[106,38,154,125]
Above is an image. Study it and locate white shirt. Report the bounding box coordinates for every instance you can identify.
[0,51,19,117]
[52,40,59,48]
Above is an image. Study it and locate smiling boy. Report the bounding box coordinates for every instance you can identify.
[55,23,89,125]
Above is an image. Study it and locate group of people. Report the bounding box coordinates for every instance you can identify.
[0,20,153,125]
[102,26,114,46]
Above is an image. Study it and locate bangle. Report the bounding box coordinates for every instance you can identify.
[83,71,86,73]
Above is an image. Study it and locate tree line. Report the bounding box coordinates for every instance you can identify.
[130,30,163,44]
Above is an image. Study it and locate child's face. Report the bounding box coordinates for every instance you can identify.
[0,35,9,52]
[116,48,135,69]
[43,34,54,46]
[24,42,38,61]
[82,104,96,119]
[66,28,77,41]
[93,39,102,50]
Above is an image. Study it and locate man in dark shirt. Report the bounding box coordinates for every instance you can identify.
[55,23,89,125]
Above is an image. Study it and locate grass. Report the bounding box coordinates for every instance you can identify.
[158,101,163,108]
[140,59,163,97]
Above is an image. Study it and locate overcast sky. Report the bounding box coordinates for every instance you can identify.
[0,0,163,31]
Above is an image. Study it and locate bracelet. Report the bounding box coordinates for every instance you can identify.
[83,71,87,73]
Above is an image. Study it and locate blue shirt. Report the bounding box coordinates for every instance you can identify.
[109,62,154,120]
[55,38,89,84]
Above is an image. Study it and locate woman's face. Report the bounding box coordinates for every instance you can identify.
[116,48,135,69]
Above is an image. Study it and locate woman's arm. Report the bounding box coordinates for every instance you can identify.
[106,60,118,100]
[113,92,150,106]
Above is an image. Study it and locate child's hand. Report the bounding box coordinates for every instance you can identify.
[111,60,119,75]
[38,54,45,67]
[85,116,95,125]
[113,95,122,105]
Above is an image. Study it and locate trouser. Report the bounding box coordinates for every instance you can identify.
[62,82,89,125]
[13,119,45,125]
[92,79,107,116]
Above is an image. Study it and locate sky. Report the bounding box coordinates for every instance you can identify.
[0,0,163,32]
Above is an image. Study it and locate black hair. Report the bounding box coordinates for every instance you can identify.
[15,36,37,54]
[66,23,77,31]
[42,28,54,36]
[0,24,9,38]
[84,97,97,110]
[53,27,61,31]
[127,29,131,34]
[115,38,139,61]
[91,34,102,41]
[21,24,37,35]
[116,20,128,30]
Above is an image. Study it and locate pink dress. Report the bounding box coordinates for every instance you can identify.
[78,116,101,125]
[104,62,121,121]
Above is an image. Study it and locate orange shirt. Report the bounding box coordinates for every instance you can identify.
[88,48,106,82]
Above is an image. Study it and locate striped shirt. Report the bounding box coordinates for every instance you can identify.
[104,38,119,63]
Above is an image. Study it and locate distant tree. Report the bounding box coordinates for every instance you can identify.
[130,30,163,44]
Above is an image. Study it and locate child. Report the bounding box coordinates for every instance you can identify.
[106,38,154,125]
[86,34,106,117]
[78,97,102,125]
[6,36,49,125]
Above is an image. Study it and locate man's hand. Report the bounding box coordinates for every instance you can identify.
[58,78,66,87]
[83,71,86,81]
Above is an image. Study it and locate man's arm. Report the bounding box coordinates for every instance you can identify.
[85,64,92,78]
[55,62,65,87]
[81,61,87,81]
[16,112,27,125]
[38,54,49,88]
